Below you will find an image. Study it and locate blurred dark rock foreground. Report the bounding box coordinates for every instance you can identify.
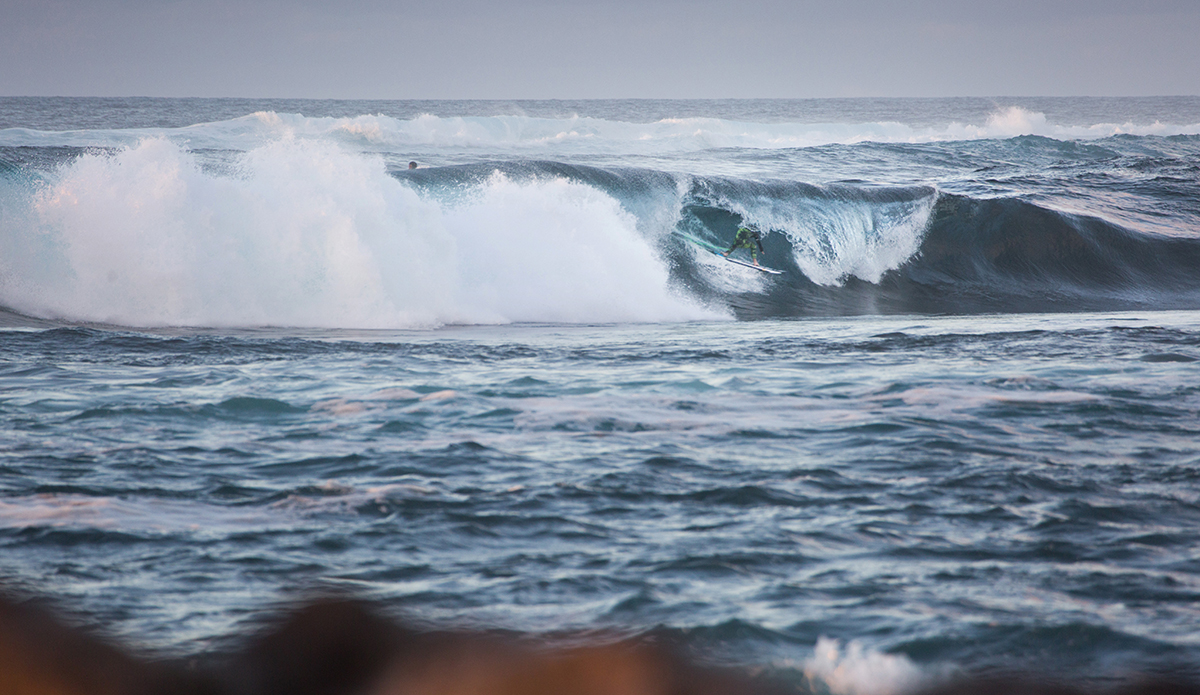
[1,589,1196,695]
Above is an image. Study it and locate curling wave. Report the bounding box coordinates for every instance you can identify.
[661,176,1200,317]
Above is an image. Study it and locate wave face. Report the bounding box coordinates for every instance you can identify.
[2,98,1200,326]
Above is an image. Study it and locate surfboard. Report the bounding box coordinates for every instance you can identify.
[673,231,783,275]
[723,256,782,274]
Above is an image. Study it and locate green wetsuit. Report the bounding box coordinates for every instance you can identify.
[725,226,764,262]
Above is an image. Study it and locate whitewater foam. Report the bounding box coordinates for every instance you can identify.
[0,138,716,328]
[0,494,288,534]
[803,637,939,695]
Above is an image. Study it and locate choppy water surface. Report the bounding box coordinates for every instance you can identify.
[4,312,1200,684]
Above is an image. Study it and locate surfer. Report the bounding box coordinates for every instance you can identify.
[723,225,764,266]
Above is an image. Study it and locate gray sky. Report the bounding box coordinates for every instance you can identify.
[3,0,1199,98]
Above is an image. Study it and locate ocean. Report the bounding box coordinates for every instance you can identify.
[2,96,1200,691]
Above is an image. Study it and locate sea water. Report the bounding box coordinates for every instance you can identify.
[2,97,1200,690]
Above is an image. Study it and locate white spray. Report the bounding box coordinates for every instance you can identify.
[0,138,717,328]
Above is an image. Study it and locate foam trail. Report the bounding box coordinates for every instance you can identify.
[0,138,716,328]
[0,494,290,534]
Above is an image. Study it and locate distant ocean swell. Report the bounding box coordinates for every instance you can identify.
[1,132,1200,328]
[4,106,1200,151]
[262,105,1200,151]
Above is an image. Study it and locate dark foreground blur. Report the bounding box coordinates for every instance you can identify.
[1,589,1197,695]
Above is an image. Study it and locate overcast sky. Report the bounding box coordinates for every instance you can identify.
[3,0,1198,98]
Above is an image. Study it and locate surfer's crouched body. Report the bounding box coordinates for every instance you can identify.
[724,226,764,265]
[2,590,1198,695]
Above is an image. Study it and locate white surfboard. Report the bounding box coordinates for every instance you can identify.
[722,255,783,274]
[674,232,784,275]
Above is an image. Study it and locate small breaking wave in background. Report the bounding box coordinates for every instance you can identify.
[4,103,1200,152]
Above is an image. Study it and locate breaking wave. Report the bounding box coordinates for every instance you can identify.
[2,127,1200,326]
[0,138,716,327]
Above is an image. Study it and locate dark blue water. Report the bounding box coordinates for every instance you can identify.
[2,97,1200,691]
